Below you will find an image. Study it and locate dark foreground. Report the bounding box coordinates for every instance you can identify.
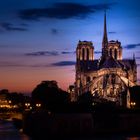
[1,119,140,140]
[22,108,140,139]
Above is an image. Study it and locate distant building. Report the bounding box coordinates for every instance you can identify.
[0,90,12,108]
[75,12,137,103]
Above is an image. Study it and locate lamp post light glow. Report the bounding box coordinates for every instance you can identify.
[130,102,136,108]
[25,103,30,110]
[8,100,12,104]
[36,103,41,108]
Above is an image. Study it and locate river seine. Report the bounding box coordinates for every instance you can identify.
[0,120,140,140]
[0,120,30,140]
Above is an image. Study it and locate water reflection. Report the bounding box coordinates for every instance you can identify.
[0,120,30,140]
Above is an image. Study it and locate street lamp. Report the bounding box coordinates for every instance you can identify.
[25,103,30,110]
[130,102,136,108]
[36,103,41,108]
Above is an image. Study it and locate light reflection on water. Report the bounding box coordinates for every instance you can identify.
[0,120,31,140]
[0,120,140,140]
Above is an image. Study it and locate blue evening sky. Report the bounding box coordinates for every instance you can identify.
[0,0,140,93]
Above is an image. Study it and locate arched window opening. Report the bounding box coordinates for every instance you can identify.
[114,49,117,59]
[82,48,85,60]
[77,49,79,60]
[93,77,95,80]
[87,76,90,83]
[87,48,89,60]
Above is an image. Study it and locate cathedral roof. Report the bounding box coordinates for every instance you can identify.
[100,56,122,69]
[78,58,135,72]
[118,59,136,70]
[79,60,99,71]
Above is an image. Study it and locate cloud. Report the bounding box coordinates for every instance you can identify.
[0,22,28,31]
[94,51,101,54]
[25,50,76,57]
[108,31,116,34]
[61,51,75,54]
[124,43,140,49]
[25,51,59,56]
[136,57,140,60]
[0,60,76,68]
[51,28,58,35]
[51,61,76,66]
[0,61,27,67]
[19,2,115,20]
[0,61,50,68]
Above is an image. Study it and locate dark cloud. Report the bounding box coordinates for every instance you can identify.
[19,2,115,20]
[25,51,59,56]
[0,61,49,68]
[25,50,76,56]
[124,43,140,49]
[20,23,28,26]
[51,28,58,34]
[94,51,101,54]
[0,60,76,68]
[61,51,75,54]
[136,57,140,60]
[0,61,26,67]
[0,22,28,31]
[108,31,116,34]
[51,61,76,66]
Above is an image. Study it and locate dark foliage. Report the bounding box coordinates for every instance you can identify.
[31,81,70,110]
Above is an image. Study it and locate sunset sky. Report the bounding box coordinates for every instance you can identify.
[0,0,140,94]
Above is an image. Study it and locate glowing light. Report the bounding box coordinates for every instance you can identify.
[36,103,41,107]
[130,102,136,109]
[25,103,30,107]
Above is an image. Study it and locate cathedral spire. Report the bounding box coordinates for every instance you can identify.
[102,11,108,58]
[102,11,108,48]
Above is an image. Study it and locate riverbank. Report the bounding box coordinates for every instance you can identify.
[22,109,140,139]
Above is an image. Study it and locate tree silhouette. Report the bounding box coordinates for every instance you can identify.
[31,81,70,110]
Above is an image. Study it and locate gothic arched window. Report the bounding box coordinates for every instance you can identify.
[82,48,85,60]
[114,49,117,59]
[87,48,89,60]
[87,76,90,83]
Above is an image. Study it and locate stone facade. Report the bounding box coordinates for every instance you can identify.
[75,13,137,102]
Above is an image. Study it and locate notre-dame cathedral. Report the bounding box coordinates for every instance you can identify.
[74,13,137,102]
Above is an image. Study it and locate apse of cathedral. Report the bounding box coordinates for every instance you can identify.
[75,12,137,102]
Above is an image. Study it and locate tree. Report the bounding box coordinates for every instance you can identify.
[31,81,70,110]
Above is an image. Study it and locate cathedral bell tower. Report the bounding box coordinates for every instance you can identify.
[76,40,94,62]
[75,40,94,96]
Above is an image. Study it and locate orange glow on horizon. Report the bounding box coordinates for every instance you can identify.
[0,65,75,94]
